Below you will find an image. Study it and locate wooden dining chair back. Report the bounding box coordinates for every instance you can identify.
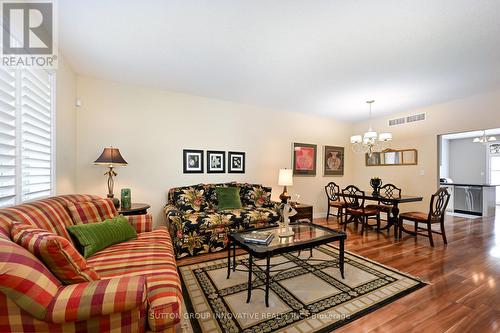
[325,182,345,223]
[398,188,451,247]
[342,185,380,234]
[342,185,365,210]
[367,184,402,221]
[379,184,402,206]
[428,187,451,224]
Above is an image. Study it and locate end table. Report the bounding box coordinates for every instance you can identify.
[290,203,313,222]
[119,203,150,216]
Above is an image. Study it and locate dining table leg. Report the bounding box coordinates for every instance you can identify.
[391,203,400,240]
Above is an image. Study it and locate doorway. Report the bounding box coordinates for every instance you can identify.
[488,143,500,205]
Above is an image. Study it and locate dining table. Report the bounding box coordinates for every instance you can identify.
[339,190,423,239]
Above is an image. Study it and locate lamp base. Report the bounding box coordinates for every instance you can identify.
[107,194,120,209]
[279,186,290,204]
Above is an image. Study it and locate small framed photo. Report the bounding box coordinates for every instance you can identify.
[207,151,226,173]
[324,146,344,176]
[293,143,317,176]
[228,151,245,173]
[183,149,204,173]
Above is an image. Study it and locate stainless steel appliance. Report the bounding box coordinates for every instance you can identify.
[454,186,483,215]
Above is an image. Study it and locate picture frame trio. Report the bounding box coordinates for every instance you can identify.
[183,150,245,174]
[293,142,344,176]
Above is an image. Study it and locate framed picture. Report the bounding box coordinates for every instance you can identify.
[207,150,225,173]
[324,146,344,176]
[183,149,204,173]
[293,143,317,176]
[228,151,245,173]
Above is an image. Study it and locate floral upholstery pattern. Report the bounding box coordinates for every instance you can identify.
[171,184,209,213]
[165,183,281,258]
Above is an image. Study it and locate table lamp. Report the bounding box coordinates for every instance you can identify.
[94,147,127,208]
[278,168,293,203]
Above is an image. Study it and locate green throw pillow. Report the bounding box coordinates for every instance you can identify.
[216,186,242,210]
[67,215,137,258]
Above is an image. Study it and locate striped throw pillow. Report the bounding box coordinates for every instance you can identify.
[67,198,117,224]
[11,222,100,284]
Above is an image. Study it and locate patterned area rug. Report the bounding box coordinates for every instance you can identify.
[179,245,426,333]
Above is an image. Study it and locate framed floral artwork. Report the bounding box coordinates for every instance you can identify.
[324,146,344,176]
[293,143,317,176]
[228,151,245,173]
[207,150,225,173]
[183,149,204,173]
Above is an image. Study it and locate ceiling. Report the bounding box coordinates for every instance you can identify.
[59,0,500,122]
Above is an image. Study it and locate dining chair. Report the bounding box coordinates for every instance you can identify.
[342,185,380,234]
[325,182,346,223]
[367,184,401,221]
[398,188,451,247]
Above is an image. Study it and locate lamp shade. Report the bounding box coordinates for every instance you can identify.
[278,169,293,186]
[94,147,128,166]
[378,132,393,142]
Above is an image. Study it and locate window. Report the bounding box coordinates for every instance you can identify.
[0,68,55,208]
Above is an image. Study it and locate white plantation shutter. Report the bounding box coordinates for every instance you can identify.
[21,70,53,201]
[0,68,54,207]
[0,69,17,207]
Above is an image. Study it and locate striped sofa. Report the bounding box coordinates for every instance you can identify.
[0,194,181,333]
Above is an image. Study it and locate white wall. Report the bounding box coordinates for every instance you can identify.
[75,76,354,225]
[352,88,500,211]
[55,55,77,194]
[448,138,487,184]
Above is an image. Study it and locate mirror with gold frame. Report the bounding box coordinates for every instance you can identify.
[365,149,418,166]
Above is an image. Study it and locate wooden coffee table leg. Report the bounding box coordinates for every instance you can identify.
[265,255,271,307]
[339,238,345,279]
[246,253,253,303]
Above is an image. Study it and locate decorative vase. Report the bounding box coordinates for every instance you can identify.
[121,188,131,210]
[370,178,382,196]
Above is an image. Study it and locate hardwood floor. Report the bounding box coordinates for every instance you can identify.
[177,208,500,333]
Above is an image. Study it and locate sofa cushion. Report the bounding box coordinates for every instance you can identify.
[0,197,74,240]
[171,185,209,213]
[216,186,242,210]
[67,216,137,258]
[11,223,100,285]
[86,227,182,331]
[239,183,272,207]
[67,198,117,224]
[0,234,60,320]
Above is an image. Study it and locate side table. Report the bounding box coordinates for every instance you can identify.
[290,203,313,222]
[119,203,151,216]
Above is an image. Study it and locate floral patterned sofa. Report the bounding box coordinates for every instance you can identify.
[164,183,281,258]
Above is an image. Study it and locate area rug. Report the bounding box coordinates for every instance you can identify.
[179,245,426,333]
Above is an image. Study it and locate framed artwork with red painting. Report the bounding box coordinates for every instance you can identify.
[293,143,317,176]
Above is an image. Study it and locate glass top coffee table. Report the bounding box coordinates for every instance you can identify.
[227,222,347,307]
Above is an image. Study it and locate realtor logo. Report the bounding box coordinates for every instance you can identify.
[1,0,57,68]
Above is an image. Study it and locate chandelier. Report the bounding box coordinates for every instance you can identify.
[350,100,392,157]
[472,130,496,143]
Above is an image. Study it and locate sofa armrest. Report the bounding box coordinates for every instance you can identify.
[146,274,183,331]
[125,213,153,233]
[164,204,183,233]
[46,276,146,324]
[264,200,283,214]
